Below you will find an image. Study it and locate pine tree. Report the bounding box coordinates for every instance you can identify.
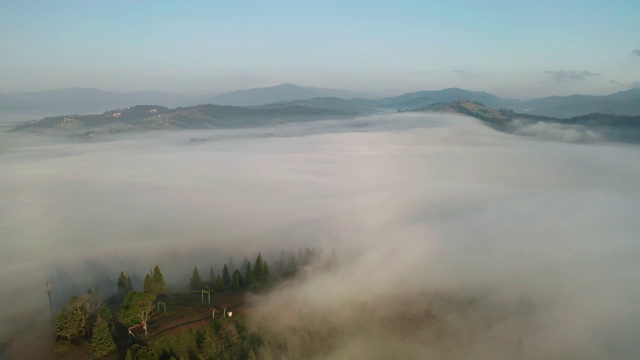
[297,249,303,266]
[253,253,264,287]
[231,269,241,289]
[69,292,100,338]
[245,262,254,288]
[125,344,157,360]
[55,306,81,341]
[263,261,271,286]
[215,274,225,292]
[222,264,231,288]
[208,266,216,289]
[91,310,116,357]
[143,265,166,295]
[152,265,166,295]
[189,266,203,290]
[143,273,153,294]
[304,247,312,266]
[327,248,339,270]
[288,255,298,276]
[117,271,133,293]
[98,306,112,322]
[277,249,286,277]
[227,257,236,273]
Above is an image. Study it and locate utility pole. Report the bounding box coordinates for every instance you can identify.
[46,281,53,321]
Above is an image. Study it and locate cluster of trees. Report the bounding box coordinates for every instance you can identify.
[143,265,166,296]
[191,246,335,294]
[54,265,166,357]
[54,290,117,357]
[191,252,271,293]
[275,246,333,278]
[54,290,101,341]
[53,247,338,358]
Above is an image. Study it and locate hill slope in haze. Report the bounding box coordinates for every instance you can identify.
[417,101,640,143]
[273,87,640,119]
[4,85,640,119]
[204,83,370,106]
[522,88,640,118]
[9,103,355,136]
[0,88,191,116]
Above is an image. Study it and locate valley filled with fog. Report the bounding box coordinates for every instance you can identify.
[2,113,640,358]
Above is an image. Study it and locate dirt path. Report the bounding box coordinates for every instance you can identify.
[145,301,246,340]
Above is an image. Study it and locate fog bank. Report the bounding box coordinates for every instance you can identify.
[1,113,639,358]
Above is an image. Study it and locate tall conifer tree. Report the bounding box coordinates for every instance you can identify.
[245,262,254,288]
[222,264,231,288]
[189,266,203,290]
[91,307,116,357]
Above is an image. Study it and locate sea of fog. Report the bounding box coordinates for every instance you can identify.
[1,113,639,358]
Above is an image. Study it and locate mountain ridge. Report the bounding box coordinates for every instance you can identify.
[202,83,370,106]
[412,100,640,143]
[3,85,640,119]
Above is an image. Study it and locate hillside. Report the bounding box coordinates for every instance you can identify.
[416,101,640,143]
[9,103,354,136]
[378,87,522,110]
[281,87,640,118]
[522,88,640,118]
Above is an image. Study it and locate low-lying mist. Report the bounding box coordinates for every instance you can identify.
[1,113,639,358]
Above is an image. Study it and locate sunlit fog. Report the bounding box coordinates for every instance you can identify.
[2,113,639,358]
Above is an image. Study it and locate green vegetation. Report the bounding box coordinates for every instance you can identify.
[117,272,133,294]
[142,265,166,296]
[222,264,231,288]
[91,307,117,357]
[117,292,156,331]
[54,291,100,341]
[52,248,330,359]
[189,266,204,291]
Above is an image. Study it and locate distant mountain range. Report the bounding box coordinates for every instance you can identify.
[3,84,640,120]
[0,88,190,117]
[202,83,369,106]
[0,84,368,118]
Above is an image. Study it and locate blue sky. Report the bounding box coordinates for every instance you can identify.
[1,0,639,98]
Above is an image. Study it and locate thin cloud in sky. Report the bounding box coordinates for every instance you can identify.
[453,70,474,78]
[545,70,601,82]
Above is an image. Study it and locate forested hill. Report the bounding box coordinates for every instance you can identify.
[413,101,640,143]
[9,103,354,135]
